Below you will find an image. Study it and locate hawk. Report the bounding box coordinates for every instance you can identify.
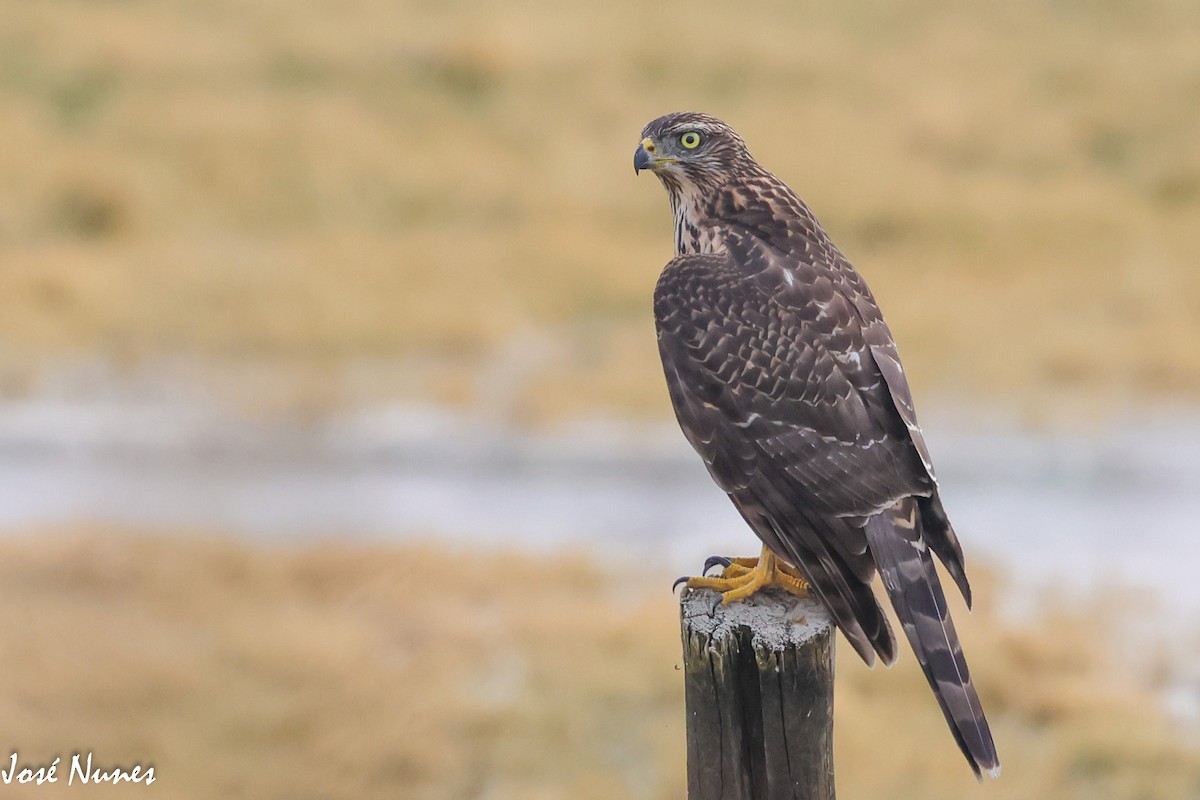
[636,112,1000,779]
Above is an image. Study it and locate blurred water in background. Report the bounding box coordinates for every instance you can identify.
[1,370,1196,614]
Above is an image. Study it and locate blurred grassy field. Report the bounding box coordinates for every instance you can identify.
[0,531,1195,799]
[2,0,1200,420]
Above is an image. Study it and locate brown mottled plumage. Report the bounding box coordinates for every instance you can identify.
[636,112,999,779]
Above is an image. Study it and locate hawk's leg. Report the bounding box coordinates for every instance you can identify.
[682,546,809,604]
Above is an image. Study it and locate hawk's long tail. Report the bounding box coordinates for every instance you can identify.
[864,498,1000,780]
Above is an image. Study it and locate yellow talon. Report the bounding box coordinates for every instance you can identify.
[684,546,810,604]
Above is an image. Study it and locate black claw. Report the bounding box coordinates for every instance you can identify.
[672,575,690,593]
[703,555,732,575]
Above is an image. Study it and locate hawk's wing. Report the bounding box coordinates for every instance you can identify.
[655,250,998,777]
[654,252,923,657]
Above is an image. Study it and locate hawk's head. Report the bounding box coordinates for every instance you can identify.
[634,112,751,193]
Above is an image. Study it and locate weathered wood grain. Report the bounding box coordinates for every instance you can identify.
[681,588,835,800]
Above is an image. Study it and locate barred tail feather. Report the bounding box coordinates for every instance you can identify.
[864,498,1000,780]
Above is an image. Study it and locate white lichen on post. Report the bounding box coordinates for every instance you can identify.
[681,587,835,800]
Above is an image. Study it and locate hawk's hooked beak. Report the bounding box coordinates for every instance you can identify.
[634,138,654,174]
[634,136,676,174]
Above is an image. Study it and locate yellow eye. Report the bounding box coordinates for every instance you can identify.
[680,131,701,149]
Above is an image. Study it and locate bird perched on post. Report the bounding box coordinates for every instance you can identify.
[636,112,1000,779]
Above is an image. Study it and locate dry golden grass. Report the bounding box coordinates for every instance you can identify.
[0,529,1195,799]
[1,1,1199,419]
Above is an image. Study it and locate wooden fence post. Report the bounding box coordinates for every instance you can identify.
[680,587,836,800]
